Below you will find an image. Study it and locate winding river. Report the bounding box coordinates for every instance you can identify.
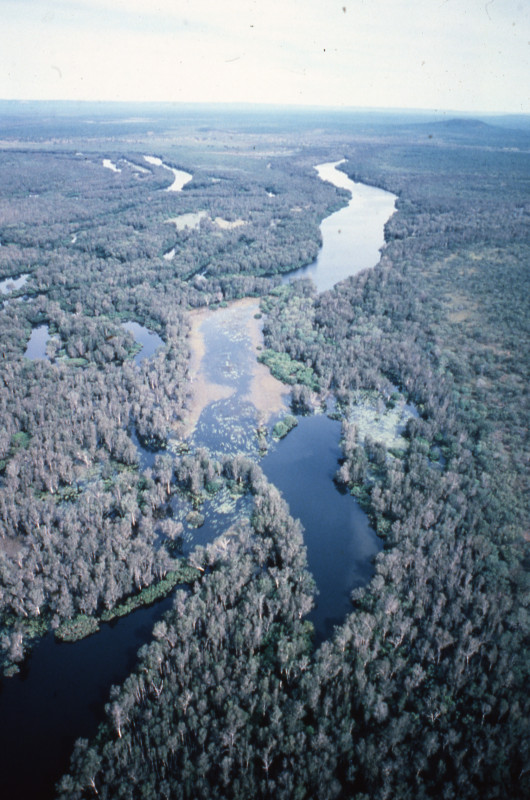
[143,155,192,192]
[284,160,396,292]
[0,161,396,800]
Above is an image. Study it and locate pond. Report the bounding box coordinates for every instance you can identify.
[24,324,51,360]
[122,321,164,365]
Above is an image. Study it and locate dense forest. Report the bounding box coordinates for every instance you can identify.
[0,106,528,799]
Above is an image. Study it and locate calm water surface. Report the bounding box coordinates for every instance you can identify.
[122,321,164,365]
[0,597,174,800]
[284,160,396,292]
[0,160,394,799]
[0,273,29,295]
[262,413,380,643]
[24,324,51,360]
[143,156,192,192]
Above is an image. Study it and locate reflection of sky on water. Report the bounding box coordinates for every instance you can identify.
[191,304,265,456]
[24,324,50,360]
[0,273,29,295]
[283,161,396,293]
[122,321,164,365]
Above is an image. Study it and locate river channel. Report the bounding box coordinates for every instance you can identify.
[0,161,396,800]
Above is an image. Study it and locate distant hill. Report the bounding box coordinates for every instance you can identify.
[405,115,530,149]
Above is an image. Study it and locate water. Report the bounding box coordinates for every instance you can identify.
[283,160,396,292]
[130,426,159,470]
[24,324,51,360]
[190,303,381,643]
[102,158,121,173]
[0,273,29,295]
[122,321,164,365]
[0,598,174,800]
[262,413,380,643]
[143,156,192,192]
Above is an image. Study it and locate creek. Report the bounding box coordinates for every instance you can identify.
[0,160,397,800]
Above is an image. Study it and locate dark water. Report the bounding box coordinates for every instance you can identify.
[24,323,51,360]
[130,426,158,470]
[262,413,380,643]
[122,321,164,365]
[0,597,173,800]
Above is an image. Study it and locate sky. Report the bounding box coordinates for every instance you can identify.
[0,0,528,113]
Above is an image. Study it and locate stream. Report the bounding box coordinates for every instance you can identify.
[0,160,397,800]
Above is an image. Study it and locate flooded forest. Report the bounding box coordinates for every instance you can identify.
[0,104,528,800]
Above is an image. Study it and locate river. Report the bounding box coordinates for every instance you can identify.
[143,155,192,192]
[0,160,396,800]
[284,160,396,292]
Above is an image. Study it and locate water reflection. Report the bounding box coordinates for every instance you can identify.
[262,412,381,643]
[0,273,29,295]
[24,324,50,360]
[143,156,192,192]
[122,321,164,366]
[283,161,396,292]
[0,597,174,800]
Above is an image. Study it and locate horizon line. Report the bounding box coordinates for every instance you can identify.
[0,98,528,118]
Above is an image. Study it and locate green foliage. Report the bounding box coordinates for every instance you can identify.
[272,413,298,440]
[259,349,319,389]
[55,614,100,642]
[10,431,31,450]
[100,564,201,623]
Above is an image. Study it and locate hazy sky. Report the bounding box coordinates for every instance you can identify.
[1,0,528,112]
